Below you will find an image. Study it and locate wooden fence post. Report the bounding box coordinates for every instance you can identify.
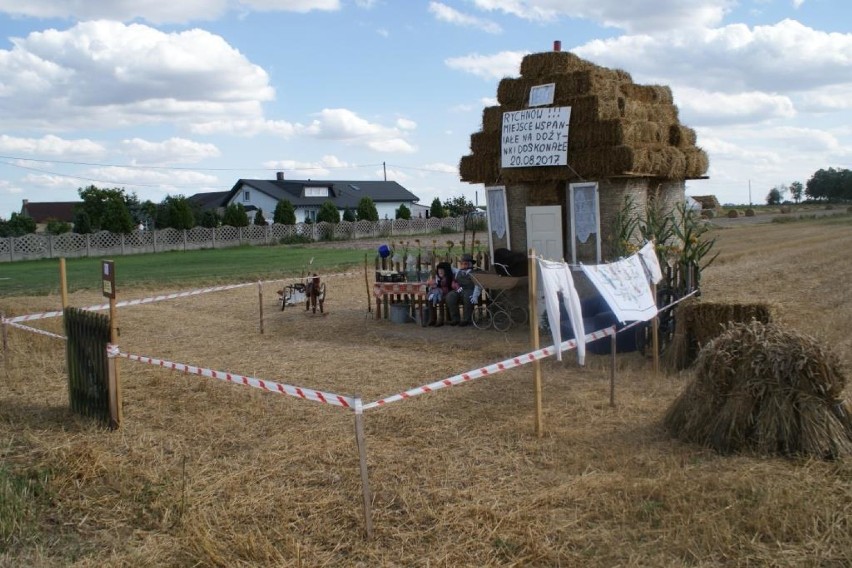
[528,248,543,437]
[353,397,374,540]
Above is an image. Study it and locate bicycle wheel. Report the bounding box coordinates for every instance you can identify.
[508,305,528,326]
[492,309,512,332]
[472,305,492,329]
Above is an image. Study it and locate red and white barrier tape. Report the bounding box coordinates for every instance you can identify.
[107,344,355,409]
[362,326,616,410]
[5,320,66,340]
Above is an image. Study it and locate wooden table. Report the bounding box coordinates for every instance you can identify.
[373,282,429,320]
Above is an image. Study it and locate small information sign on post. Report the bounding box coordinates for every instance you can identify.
[102,260,116,299]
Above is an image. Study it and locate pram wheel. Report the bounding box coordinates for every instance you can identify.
[492,309,512,332]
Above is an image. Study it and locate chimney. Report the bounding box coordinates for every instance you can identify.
[276,171,284,181]
[553,40,561,52]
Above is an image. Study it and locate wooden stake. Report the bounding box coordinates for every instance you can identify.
[364,254,372,315]
[610,327,617,407]
[1,310,7,353]
[108,296,122,429]
[528,248,543,437]
[353,397,374,539]
[257,281,264,335]
[651,282,659,377]
[59,257,68,308]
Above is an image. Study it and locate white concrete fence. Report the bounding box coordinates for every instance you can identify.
[0,216,471,262]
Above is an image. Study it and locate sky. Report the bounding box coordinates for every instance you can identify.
[0,0,850,219]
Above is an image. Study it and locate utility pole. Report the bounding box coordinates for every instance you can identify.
[383,162,387,181]
[749,179,752,206]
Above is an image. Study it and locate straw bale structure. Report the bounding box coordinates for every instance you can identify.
[664,320,852,459]
[460,49,709,261]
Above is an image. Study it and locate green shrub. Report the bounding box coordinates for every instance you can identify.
[279,234,313,245]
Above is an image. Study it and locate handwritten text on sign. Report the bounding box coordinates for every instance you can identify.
[501,106,571,168]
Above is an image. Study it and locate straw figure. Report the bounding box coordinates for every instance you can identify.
[664,320,852,459]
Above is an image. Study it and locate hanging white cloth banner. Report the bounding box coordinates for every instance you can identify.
[537,258,586,365]
[581,254,658,323]
[637,241,664,285]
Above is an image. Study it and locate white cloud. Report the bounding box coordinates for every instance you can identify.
[676,88,795,126]
[575,20,852,95]
[429,2,502,34]
[188,119,298,137]
[300,108,416,153]
[0,134,106,158]
[0,0,339,24]
[396,118,417,130]
[445,50,527,80]
[119,137,221,165]
[469,0,732,33]
[0,21,273,130]
[261,155,355,177]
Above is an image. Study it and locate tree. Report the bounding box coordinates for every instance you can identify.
[356,197,379,222]
[73,210,92,234]
[316,201,340,223]
[222,203,249,227]
[342,208,356,222]
[198,210,221,228]
[395,203,411,220]
[0,213,37,237]
[273,200,296,225]
[254,209,267,226]
[443,195,476,217]
[806,167,852,201]
[789,181,804,204]
[430,197,445,218]
[76,185,137,232]
[45,218,72,235]
[766,187,783,205]
[157,195,195,230]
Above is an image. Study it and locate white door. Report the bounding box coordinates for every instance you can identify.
[526,206,563,261]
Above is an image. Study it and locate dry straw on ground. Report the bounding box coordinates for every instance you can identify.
[2,218,852,566]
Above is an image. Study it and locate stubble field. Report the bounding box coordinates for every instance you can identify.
[1,215,851,567]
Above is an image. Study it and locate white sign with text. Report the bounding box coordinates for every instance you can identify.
[501,106,571,169]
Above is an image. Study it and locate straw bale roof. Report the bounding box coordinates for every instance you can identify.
[460,50,709,184]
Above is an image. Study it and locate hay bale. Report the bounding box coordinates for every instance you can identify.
[618,83,674,104]
[664,320,852,458]
[668,125,697,147]
[519,51,590,77]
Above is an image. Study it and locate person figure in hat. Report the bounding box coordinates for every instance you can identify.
[445,253,481,327]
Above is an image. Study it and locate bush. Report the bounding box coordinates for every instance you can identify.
[744,208,755,217]
[279,234,313,245]
[726,209,739,218]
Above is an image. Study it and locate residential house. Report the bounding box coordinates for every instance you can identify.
[222,172,420,223]
[20,199,79,232]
